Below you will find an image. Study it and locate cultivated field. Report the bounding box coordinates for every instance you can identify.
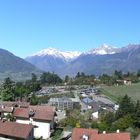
[101,83,140,102]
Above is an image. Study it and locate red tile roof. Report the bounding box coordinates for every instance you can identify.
[13,105,54,121]
[0,121,33,139]
[72,128,130,140]
[72,128,98,140]
[91,132,130,140]
[13,108,29,119]
[30,105,54,121]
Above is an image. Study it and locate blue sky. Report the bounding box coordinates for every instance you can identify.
[0,0,140,58]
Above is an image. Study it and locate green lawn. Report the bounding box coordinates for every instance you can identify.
[101,83,140,102]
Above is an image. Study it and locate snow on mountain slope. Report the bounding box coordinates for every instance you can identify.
[31,48,81,61]
[86,44,120,55]
[25,44,140,77]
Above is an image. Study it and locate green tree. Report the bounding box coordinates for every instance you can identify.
[30,93,39,105]
[40,72,46,84]
[100,74,115,85]
[115,115,134,130]
[101,111,115,127]
[1,77,15,101]
[40,72,62,85]
[15,82,29,100]
[25,74,41,93]
[31,73,41,92]
[114,70,123,79]
[133,100,140,127]
[31,73,37,82]
[51,129,62,140]
[4,114,15,121]
[81,72,85,77]
[116,94,134,119]
[98,121,109,132]
[137,69,140,77]
[91,121,98,129]
[64,75,70,83]
[76,72,81,78]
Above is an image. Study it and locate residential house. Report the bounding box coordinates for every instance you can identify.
[0,101,29,119]
[90,101,100,119]
[71,128,98,140]
[71,128,130,140]
[81,99,100,119]
[123,78,132,86]
[0,121,34,140]
[13,105,55,139]
[116,78,132,86]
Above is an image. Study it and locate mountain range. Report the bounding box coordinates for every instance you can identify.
[0,44,139,81]
[25,44,140,77]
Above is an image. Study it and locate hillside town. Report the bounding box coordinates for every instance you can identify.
[0,0,140,139]
[0,70,140,140]
[0,97,131,140]
[0,58,138,139]
[0,57,137,139]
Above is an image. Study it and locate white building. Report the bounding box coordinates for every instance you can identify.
[92,111,99,119]
[114,104,119,111]
[13,105,55,139]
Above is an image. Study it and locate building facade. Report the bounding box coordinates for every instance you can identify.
[49,97,74,111]
[13,105,55,139]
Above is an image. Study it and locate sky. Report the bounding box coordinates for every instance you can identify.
[0,0,140,58]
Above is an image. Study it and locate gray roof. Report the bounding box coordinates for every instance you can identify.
[82,97,93,104]
[88,101,100,112]
[92,96,115,105]
[49,97,72,102]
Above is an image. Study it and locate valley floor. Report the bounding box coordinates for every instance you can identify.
[101,82,140,102]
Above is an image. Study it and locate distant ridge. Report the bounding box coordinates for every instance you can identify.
[0,48,41,81]
[25,44,140,77]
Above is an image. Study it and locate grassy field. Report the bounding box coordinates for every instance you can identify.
[100,82,140,102]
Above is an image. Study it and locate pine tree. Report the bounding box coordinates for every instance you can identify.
[133,100,140,127]
[1,77,15,101]
[115,94,134,119]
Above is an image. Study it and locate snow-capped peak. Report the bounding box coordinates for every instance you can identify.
[87,44,119,55]
[31,48,81,61]
[60,51,81,60]
[32,48,61,57]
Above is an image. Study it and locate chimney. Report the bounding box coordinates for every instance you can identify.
[83,134,89,140]
[1,105,4,109]
[103,131,106,134]
[11,107,14,111]
[29,108,35,117]
[116,129,120,133]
